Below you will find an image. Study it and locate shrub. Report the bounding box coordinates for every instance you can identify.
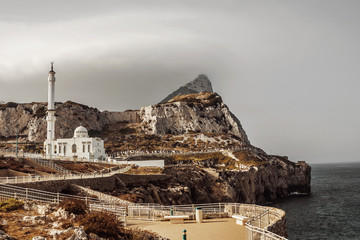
[79,211,120,239]
[59,198,87,215]
[0,198,24,212]
[61,221,73,229]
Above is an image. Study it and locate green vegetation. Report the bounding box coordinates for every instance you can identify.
[0,198,24,212]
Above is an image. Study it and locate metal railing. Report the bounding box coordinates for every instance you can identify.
[0,182,286,240]
[0,165,132,184]
[128,202,287,240]
[30,158,71,174]
[0,184,127,223]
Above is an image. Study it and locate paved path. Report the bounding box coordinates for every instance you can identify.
[128,218,247,240]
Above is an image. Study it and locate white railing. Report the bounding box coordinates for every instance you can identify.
[128,202,286,240]
[0,165,132,184]
[0,184,127,223]
[0,182,286,240]
[30,158,71,174]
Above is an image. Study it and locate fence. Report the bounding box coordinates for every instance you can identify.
[0,182,286,240]
[128,202,286,240]
[0,184,127,223]
[30,158,71,174]
[0,165,132,184]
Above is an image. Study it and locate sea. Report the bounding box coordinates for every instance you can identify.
[271,162,360,240]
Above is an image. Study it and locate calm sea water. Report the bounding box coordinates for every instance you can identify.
[271,162,360,240]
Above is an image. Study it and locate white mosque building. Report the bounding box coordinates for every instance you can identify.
[43,62,106,161]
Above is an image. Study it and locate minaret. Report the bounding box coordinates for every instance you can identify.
[46,62,56,144]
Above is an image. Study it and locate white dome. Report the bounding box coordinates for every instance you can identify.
[74,126,89,138]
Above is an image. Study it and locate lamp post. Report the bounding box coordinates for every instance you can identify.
[15,124,19,158]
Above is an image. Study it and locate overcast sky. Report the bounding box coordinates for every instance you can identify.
[1,0,359,164]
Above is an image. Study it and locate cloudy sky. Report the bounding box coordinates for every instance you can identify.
[1,0,359,164]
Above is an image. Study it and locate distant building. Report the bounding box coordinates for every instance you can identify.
[43,62,106,160]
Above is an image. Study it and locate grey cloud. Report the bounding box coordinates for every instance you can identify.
[1,0,360,163]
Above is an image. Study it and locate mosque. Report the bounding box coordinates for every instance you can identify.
[43,63,106,161]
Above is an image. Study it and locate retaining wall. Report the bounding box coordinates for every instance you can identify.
[13,173,170,194]
[266,206,287,238]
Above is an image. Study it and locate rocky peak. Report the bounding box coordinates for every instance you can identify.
[160,74,213,103]
[184,74,213,93]
[141,92,250,144]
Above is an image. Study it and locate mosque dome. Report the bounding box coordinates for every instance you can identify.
[74,126,89,138]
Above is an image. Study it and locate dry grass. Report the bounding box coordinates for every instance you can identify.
[118,193,142,203]
[0,209,51,239]
[0,157,57,176]
[0,199,24,212]
[166,151,268,169]
[126,167,164,175]
[233,151,267,166]
[55,161,115,174]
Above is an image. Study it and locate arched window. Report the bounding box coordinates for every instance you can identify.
[72,144,77,153]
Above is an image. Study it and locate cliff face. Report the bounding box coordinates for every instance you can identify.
[0,101,133,142]
[141,92,250,145]
[112,160,311,205]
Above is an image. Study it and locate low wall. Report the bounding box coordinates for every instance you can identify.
[103,111,140,123]
[71,184,132,206]
[266,206,287,238]
[12,173,170,194]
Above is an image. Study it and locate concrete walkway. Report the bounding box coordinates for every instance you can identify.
[128,218,247,240]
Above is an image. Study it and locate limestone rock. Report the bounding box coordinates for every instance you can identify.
[141,92,249,144]
[67,227,87,240]
[0,230,14,240]
[160,74,213,103]
[31,237,47,240]
[22,215,45,225]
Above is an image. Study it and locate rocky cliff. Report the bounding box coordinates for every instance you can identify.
[0,101,138,143]
[141,92,250,144]
[160,74,213,103]
[104,158,311,205]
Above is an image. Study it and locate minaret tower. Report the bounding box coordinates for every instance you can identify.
[46,62,56,148]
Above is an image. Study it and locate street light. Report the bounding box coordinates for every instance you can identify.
[16,124,19,158]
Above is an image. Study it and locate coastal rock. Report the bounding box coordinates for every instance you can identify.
[107,158,311,205]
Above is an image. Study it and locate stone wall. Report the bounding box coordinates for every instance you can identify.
[13,173,170,194]
[103,110,140,123]
[71,184,132,205]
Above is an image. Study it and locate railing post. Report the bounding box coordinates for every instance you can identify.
[219,202,221,218]
[57,193,60,204]
[25,188,28,200]
[183,229,187,240]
